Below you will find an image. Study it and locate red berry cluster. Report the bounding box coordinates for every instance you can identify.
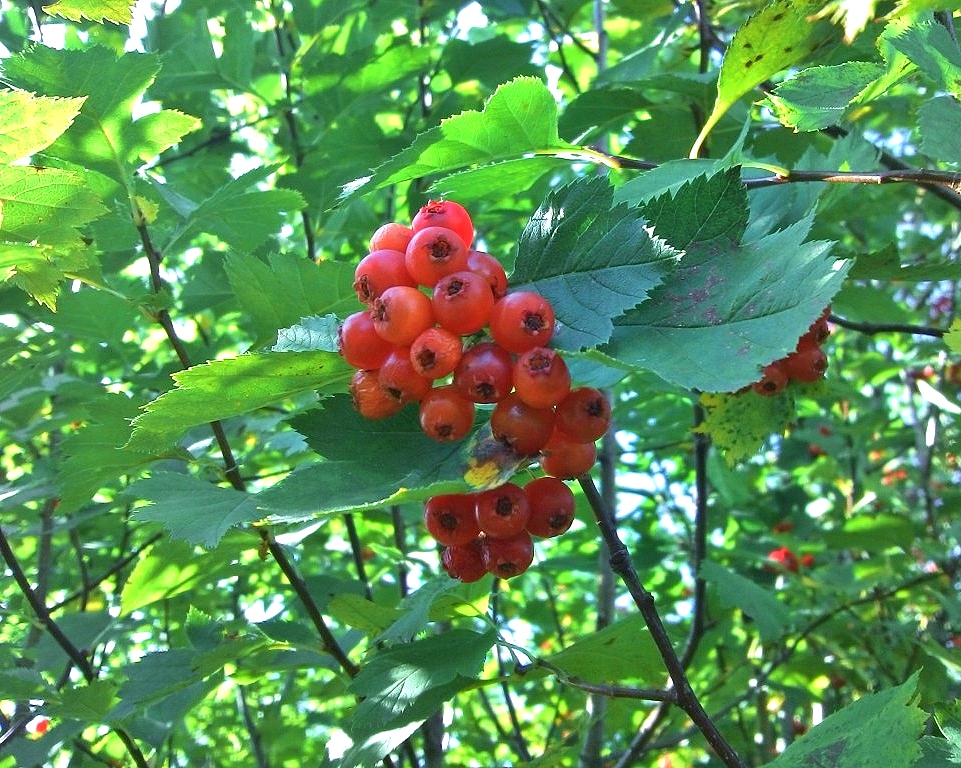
[338,199,614,580]
[426,476,577,581]
[766,546,815,573]
[752,306,831,397]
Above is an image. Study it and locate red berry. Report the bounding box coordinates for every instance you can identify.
[768,546,799,573]
[467,249,508,300]
[453,341,514,404]
[419,385,476,442]
[752,361,789,396]
[483,531,534,579]
[783,346,828,383]
[524,476,576,538]
[555,387,611,442]
[338,310,393,370]
[405,226,469,287]
[475,482,530,538]
[432,270,495,335]
[442,538,488,582]
[409,327,463,379]
[490,392,556,456]
[369,222,414,253]
[489,291,555,353]
[424,493,481,546]
[378,348,432,404]
[354,249,416,305]
[513,347,571,409]
[540,430,597,479]
[411,200,474,250]
[371,285,435,346]
[350,369,404,420]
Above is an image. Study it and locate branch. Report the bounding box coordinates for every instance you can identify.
[577,475,745,768]
[0,525,150,768]
[829,314,946,338]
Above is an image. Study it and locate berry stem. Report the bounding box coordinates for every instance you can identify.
[577,474,746,768]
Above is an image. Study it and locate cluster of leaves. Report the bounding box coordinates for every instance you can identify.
[1,1,960,767]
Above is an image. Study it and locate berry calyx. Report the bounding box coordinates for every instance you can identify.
[524,476,576,538]
[409,327,463,379]
[475,482,531,538]
[424,493,481,546]
[752,361,789,397]
[783,346,828,383]
[489,291,556,353]
[483,532,534,579]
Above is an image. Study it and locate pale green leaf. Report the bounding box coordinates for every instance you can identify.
[701,561,791,641]
[692,0,837,156]
[510,175,680,351]
[695,389,797,466]
[126,109,202,163]
[0,91,86,163]
[50,680,118,720]
[274,314,340,353]
[547,615,663,683]
[945,319,961,355]
[126,351,353,452]
[766,672,926,768]
[128,472,263,547]
[887,20,961,95]
[41,0,133,24]
[766,62,885,131]
[343,76,574,196]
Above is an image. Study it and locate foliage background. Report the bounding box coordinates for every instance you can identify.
[1,0,960,767]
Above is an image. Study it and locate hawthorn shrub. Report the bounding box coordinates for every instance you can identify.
[1,1,960,767]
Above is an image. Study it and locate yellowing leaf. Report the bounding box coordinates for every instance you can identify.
[944,318,961,355]
[695,389,796,465]
[42,0,133,25]
[0,91,86,163]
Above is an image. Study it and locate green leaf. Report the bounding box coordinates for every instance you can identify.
[691,0,836,156]
[2,47,164,183]
[166,166,305,253]
[701,561,791,642]
[259,396,468,518]
[120,537,240,615]
[274,314,340,353]
[546,615,663,683]
[41,0,134,24]
[429,156,568,202]
[695,389,797,466]
[887,21,961,96]
[766,672,926,768]
[823,514,917,552]
[603,172,847,392]
[0,90,86,163]
[510,175,680,351]
[348,629,495,739]
[328,594,403,636]
[225,251,356,348]
[945,319,961,355]
[920,96,961,165]
[127,351,352,451]
[766,62,885,131]
[128,472,263,547]
[50,680,118,720]
[343,76,574,196]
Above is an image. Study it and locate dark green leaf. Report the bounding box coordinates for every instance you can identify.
[887,21,961,95]
[510,175,680,351]
[546,615,662,683]
[767,62,885,131]
[701,561,791,642]
[920,96,961,165]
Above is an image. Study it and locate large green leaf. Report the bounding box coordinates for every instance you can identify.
[887,20,961,96]
[0,90,86,163]
[765,672,926,768]
[919,96,961,165]
[509,175,680,351]
[128,472,263,546]
[258,395,469,518]
[343,76,574,196]
[691,0,837,156]
[127,351,352,451]
[603,170,848,392]
[546,614,663,683]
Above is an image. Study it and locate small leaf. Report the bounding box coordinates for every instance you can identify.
[343,76,573,197]
[766,672,926,768]
[766,62,885,131]
[694,389,797,465]
[691,0,837,156]
[546,615,662,683]
[0,91,86,163]
[41,0,134,24]
[127,351,352,452]
[944,319,961,355]
[701,561,791,642]
[274,315,340,353]
[510,175,680,351]
[128,472,263,547]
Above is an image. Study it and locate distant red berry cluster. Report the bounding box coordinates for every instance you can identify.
[766,546,815,573]
[752,306,832,397]
[338,199,613,580]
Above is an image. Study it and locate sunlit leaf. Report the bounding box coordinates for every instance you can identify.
[694,389,797,466]
[546,615,662,683]
[0,91,86,163]
[41,0,133,24]
[766,62,885,131]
